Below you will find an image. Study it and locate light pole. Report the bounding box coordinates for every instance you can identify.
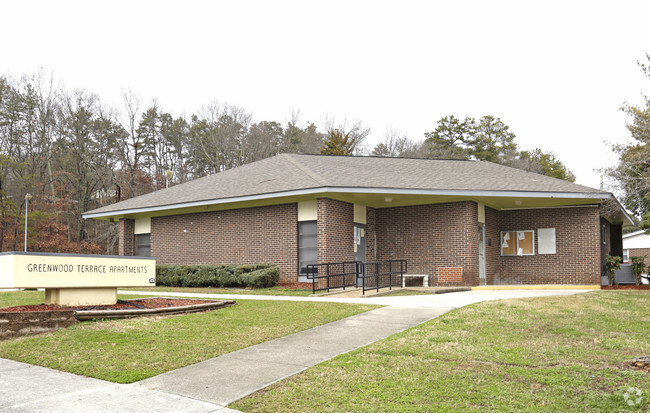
[24,193,32,252]
[165,170,173,188]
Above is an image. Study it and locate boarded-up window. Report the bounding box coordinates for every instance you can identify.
[537,228,556,254]
[500,230,535,256]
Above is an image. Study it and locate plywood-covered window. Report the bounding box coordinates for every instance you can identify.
[500,230,534,256]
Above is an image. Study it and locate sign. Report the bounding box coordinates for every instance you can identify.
[0,252,155,288]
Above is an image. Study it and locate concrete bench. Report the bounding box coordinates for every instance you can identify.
[402,274,428,288]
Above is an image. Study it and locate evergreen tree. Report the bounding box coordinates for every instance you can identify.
[320,129,356,155]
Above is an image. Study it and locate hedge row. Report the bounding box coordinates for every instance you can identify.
[156,264,280,288]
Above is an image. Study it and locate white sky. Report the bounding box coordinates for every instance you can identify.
[2,0,649,190]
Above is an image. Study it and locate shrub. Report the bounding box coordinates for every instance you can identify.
[155,264,279,289]
[239,267,280,288]
[630,256,646,286]
[604,255,622,286]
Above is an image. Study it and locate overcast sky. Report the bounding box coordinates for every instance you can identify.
[2,0,649,190]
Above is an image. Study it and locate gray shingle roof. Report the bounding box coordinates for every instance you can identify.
[84,153,607,216]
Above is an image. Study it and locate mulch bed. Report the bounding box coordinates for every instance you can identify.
[601,285,650,290]
[0,298,218,313]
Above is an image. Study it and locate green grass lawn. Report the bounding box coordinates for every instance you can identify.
[120,286,314,296]
[232,291,650,412]
[0,292,379,383]
[0,290,45,307]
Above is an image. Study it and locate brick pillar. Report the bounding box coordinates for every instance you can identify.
[366,207,377,262]
[317,198,354,264]
[118,218,135,256]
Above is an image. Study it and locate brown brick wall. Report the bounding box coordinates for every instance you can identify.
[119,197,606,287]
[627,248,650,267]
[317,198,354,264]
[151,203,299,281]
[495,206,601,285]
[119,219,135,256]
[438,267,463,283]
[485,207,501,284]
[366,207,377,261]
[374,201,479,286]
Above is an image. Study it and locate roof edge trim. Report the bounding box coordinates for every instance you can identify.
[82,186,612,219]
[623,230,646,238]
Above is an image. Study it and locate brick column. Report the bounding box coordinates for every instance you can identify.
[317,198,354,264]
[118,218,135,256]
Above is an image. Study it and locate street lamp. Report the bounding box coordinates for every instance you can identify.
[24,193,32,252]
[165,170,173,188]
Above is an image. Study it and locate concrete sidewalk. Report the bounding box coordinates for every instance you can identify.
[0,358,235,413]
[136,306,450,406]
[120,288,589,308]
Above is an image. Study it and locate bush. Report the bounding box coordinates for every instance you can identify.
[630,256,646,286]
[604,255,622,286]
[155,264,279,289]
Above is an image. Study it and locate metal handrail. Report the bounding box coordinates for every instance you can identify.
[359,259,407,295]
[307,260,407,295]
[306,261,360,294]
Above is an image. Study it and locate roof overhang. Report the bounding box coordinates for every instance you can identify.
[598,197,636,226]
[83,186,616,221]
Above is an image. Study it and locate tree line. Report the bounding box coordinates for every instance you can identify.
[0,72,576,254]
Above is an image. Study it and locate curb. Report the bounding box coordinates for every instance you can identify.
[74,300,236,320]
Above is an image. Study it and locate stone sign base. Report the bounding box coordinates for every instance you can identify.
[45,287,117,306]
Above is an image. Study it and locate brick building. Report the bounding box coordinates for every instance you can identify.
[622,230,650,266]
[84,154,632,287]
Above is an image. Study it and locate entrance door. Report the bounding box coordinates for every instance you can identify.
[478,224,486,285]
[354,224,366,286]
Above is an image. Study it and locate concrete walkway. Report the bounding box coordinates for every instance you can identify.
[0,358,234,413]
[136,305,450,406]
[120,288,589,308]
[1,289,590,412]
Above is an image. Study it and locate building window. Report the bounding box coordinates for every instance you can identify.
[298,221,317,275]
[500,230,535,256]
[135,233,151,257]
[623,249,630,262]
[602,224,607,245]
